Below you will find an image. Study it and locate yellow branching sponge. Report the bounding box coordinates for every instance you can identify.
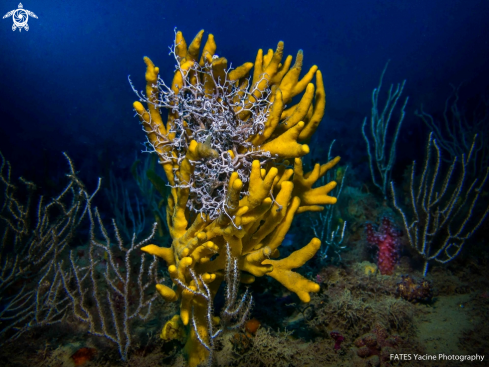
[132,30,341,366]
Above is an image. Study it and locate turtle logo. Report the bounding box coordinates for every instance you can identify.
[3,3,38,32]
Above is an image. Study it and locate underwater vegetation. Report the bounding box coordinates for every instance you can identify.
[132,29,340,366]
[1,29,489,367]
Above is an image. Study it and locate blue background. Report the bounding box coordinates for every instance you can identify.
[1,0,488,182]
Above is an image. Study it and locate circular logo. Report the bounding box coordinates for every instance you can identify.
[13,9,28,28]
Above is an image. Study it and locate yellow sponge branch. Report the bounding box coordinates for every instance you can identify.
[141,244,175,266]
[299,70,326,141]
[261,121,310,157]
[264,238,322,302]
[155,284,179,302]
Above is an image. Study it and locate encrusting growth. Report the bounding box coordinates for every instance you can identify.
[131,29,341,366]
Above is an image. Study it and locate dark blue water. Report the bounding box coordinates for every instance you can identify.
[1,0,488,181]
